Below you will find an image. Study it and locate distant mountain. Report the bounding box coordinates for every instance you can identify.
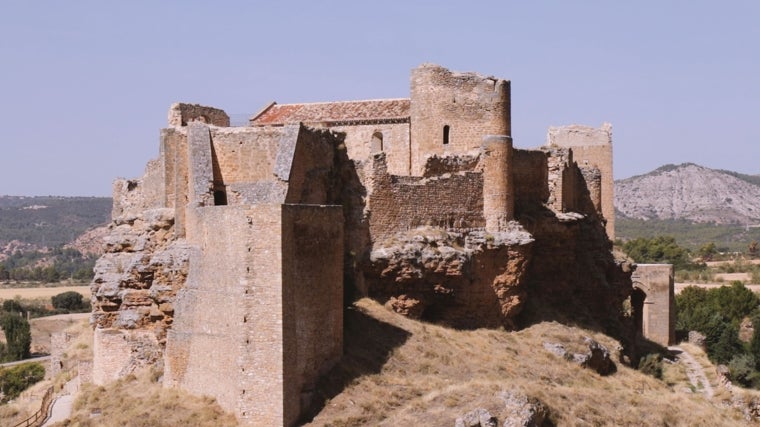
[0,196,112,250]
[615,163,760,225]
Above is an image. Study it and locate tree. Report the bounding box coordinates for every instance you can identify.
[622,236,693,270]
[51,291,85,311]
[698,242,718,261]
[0,314,31,362]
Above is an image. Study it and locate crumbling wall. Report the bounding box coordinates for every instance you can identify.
[329,122,411,175]
[410,64,510,175]
[168,102,230,127]
[366,154,485,243]
[513,149,549,209]
[547,124,614,238]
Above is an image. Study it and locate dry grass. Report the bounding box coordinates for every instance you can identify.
[0,285,90,300]
[55,369,238,427]
[305,298,748,426]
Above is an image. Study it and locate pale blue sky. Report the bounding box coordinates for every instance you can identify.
[1,1,758,196]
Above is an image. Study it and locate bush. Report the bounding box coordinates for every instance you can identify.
[638,353,663,379]
[52,291,85,311]
[0,362,45,402]
[728,354,760,387]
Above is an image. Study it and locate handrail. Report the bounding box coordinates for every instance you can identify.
[12,386,54,427]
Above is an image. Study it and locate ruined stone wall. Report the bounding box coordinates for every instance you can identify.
[329,122,411,175]
[168,102,230,127]
[513,149,549,209]
[410,64,510,175]
[547,124,614,238]
[367,154,485,243]
[285,127,340,205]
[632,264,675,346]
[209,126,283,186]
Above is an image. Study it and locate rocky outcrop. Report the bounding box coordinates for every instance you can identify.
[455,409,498,427]
[499,391,549,427]
[90,206,190,356]
[543,337,616,375]
[366,226,534,329]
[454,392,549,427]
[615,163,760,224]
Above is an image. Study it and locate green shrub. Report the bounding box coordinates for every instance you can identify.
[0,362,45,402]
[52,291,85,311]
[638,353,663,379]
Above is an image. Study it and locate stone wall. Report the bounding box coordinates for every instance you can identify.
[329,122,411,175]
[547,124,614,238]
[632,264,675,346]
[164,203,342,426]
[168,102,230,127]
[410,64,511,175]
[513,149,549,209]
[367,154,485,243]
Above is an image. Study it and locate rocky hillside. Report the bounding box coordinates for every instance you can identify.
[0,196,111,256]
[615,163,760,224]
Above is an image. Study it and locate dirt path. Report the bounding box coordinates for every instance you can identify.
[669,346,714,398]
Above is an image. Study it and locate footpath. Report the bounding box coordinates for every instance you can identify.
[42,377,79,426]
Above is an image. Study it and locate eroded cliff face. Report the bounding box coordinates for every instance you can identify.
[365,227,533,329]
[90,180,191,380]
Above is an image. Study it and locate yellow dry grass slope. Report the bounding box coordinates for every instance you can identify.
[0,285,90,300]
[304,299,748,426]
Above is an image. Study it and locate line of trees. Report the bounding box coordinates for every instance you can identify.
[0,247,96,282]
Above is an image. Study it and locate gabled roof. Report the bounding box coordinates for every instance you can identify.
[250,98,410,126]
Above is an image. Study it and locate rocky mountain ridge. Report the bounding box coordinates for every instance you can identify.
[615,163,760,224]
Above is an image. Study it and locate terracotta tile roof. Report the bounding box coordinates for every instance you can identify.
[250,98,410,126]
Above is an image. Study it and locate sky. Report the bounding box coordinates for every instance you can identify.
[1,1,758,196]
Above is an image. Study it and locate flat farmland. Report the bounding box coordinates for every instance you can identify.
[0,285,90,300]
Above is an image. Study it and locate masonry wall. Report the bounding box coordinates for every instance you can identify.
[165,205,281,424]
[632,264,675,346]
[329,122,411,175]
[547,124,614,238]
[281,204,343,425]
[410,64,510,175]
[168,102,230,127]
[164,203,342,426]
[513,149,549,209]
[368,154,485,242]
[285,127,339,205]
[209,126,283,186]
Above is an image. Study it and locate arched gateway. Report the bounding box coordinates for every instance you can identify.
[630,264,675,346]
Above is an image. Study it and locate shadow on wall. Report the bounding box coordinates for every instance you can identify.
[515,163,632,341]
[300,304,411,423]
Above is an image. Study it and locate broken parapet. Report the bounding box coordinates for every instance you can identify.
[168,102,230,127]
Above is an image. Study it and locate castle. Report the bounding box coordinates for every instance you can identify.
[90,64,673,426]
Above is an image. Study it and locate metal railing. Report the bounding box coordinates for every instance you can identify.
[13,386,54,427]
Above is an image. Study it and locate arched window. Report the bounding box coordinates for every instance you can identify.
[443,125,450,145]
[371,131,383,153]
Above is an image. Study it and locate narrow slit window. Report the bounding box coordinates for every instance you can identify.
[443,125,450,145]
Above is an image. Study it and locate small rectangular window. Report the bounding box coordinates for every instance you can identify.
[443,125,450,145]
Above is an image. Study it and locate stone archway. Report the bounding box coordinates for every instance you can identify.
[630,264,675,346]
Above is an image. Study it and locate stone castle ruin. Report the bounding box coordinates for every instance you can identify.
[90,64,674,426]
